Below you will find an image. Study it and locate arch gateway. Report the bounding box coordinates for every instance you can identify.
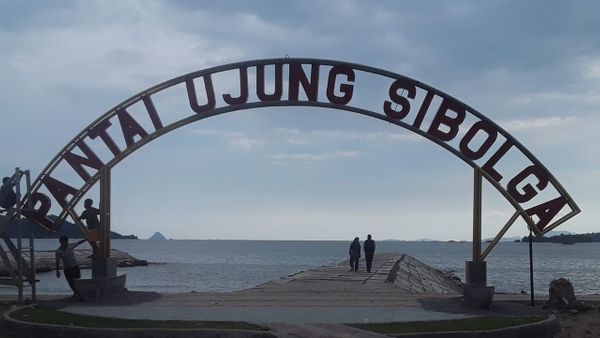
[17,58,579,303]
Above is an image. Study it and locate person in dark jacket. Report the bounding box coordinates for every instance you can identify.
[0,177,16,210]
[79,198,100,243]
[364,234,376,272]
[348,237,361,272]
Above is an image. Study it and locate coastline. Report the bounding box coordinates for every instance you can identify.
[0,249,147,277]
[5,240,600,295]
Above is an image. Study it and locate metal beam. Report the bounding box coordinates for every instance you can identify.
[25,171,35,301]
[0,242,18,281]
[1,234,32,280]
[480,210,521,260]
[473,168,482,262]
[15,169,23,303]
[99,167,111,258]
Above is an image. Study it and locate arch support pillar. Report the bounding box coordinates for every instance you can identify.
[77,167,126,301]
[464,168,494,308]
[99,167,111,259]
[91,167,116,278]
[472,167,482,262]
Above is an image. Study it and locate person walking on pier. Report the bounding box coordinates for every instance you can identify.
[55,236,86,297]
[364,234,376,273]
[349,237,361,272]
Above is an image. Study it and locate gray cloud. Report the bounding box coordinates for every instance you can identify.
[1,0,598,238]
[268,150,360,162]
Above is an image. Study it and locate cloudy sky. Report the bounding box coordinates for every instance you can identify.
[1,1,599,241]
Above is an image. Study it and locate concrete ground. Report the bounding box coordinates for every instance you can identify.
[60,295,473,323]
[60,253,478,324]
[57,254,550,337]
[3,253,573,337]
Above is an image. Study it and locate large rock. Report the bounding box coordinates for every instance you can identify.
[546,278,576,309]
[545,278,597,311]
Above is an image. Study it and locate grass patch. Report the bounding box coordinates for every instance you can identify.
[10,306,269,331]
[348,315,546,334]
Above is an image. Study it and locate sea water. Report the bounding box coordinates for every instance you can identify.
[2,239,599,295]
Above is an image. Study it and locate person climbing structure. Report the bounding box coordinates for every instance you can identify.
[79,198,100,256]
[0,176,16,211]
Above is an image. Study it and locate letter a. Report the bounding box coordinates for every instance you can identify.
[42,176,79,209]
[525,196,567,232]
[63,140,104,181]
[116,108,149,147]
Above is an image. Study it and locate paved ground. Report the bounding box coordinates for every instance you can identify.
[54,253,550,338]
[3,297,596,338]
[4,253,585,337]
[63,302,472,323]
[60,253,477,324]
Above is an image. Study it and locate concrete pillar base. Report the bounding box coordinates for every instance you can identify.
[463,284,495,309]
[463,260,494,309]
[92,257,117,278]
[74,274,127,302]
[75,257,124,302]
[465,260,487,285]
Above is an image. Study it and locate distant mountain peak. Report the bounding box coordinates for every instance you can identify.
[0,214,138,240]
[148,231,167,240]
[545,230,577,237]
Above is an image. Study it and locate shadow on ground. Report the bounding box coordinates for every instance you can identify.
[51,291,162,306]
[418,296,547,317]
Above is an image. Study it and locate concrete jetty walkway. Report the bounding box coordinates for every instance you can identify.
[58,254,476,330]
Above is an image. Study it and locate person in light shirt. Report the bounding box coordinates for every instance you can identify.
[55,236,86,298]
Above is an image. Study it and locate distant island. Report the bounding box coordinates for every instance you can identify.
[0,214,138,240]
[148,231,167,240]
[521,232,600,244]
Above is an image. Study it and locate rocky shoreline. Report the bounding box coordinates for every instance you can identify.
[0,249,147,276]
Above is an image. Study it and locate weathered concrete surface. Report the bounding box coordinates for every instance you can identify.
[59,253,471,324]
[2,306,278,338]
[389,254,463,294]
[0,249,147,276]
[245,253,462,296]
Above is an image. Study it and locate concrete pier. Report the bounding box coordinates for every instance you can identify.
[61,253,470,322]
[252,253,462,295]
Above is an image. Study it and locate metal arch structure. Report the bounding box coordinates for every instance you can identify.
[21,58,579,261]
[0,168,36,304]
